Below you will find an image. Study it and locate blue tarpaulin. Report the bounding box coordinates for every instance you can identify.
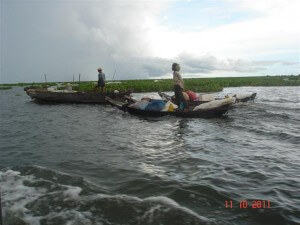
[129,100,149,110]
[144,100,166,111]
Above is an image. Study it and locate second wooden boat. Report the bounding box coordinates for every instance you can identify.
[26,89,131,104]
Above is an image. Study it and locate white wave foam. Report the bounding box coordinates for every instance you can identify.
[46,210,94,225]
[0,168,213,225]
[0,169,88,225]
[88,194,211,223]
[0,169,44,225]
[144,196,211,222]
[63,186,82,200]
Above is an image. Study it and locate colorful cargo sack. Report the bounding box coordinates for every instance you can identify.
[161,101,178,112]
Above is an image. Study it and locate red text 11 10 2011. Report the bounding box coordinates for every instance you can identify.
[225,200,271,209]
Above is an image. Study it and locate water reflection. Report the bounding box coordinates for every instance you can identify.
[1,87,300,225]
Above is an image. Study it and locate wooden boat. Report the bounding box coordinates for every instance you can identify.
[26,88,130,104]
[107,98,232,118]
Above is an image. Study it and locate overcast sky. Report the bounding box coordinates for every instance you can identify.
[1,0,299,83]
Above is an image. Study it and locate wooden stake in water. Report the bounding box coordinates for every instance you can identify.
[113,69,116,82]
[73,74,75,89]
[78,73,81,90]
[0,189,3,225]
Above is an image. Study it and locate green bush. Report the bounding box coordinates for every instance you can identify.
[0,86,12,90]
[7,75,300,93]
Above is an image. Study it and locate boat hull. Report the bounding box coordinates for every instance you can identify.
[123,105,230,118]
[107,98,231,118]
[26,89,128,104]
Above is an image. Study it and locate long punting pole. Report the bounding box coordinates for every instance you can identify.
[113,69,116,82]
[0,189,3,225]
[78,73,81,90]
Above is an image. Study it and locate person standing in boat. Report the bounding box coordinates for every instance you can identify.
[172,63,185,110]
[97,67,106,92]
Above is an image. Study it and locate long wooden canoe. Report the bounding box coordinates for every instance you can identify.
[26,89,130,104]
[107,99,231,118]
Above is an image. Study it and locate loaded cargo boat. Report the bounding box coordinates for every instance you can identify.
[107,97,235,118]
[25,88,131,104]
[107,90,256,118]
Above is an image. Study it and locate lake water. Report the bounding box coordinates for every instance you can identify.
[0,86,299,225]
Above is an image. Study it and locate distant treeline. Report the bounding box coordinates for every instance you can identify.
[2,75,300,93]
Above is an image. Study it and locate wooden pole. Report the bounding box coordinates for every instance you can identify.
[0,189,3,225]
[44,73,47,84]
[78,73,81,90]
[113,69,116,82]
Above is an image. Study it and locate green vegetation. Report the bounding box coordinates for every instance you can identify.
[0,86,12,90]
[74,80,223,92]
[204,76,300,88]
[4,75,300,93]
[76,75,300,92]
[1,82,57,87]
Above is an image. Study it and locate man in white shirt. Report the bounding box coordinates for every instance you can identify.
[172,63,185,110]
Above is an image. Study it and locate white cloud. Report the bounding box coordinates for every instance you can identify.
[148,0,300,59]
[1,0,299,83]
[1,0,171,82]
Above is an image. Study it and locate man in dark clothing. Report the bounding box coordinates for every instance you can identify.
[97,67,106,92]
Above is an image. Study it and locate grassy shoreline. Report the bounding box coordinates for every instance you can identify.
[2,75,299,93]
[0,86,12,90]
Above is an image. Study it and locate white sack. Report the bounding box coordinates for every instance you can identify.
[234,93,254,100]
[193,97,235,111]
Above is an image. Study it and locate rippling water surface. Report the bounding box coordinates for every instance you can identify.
[0,86,299,225]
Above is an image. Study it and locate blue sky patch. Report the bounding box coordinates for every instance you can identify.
[159,0,259,31]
